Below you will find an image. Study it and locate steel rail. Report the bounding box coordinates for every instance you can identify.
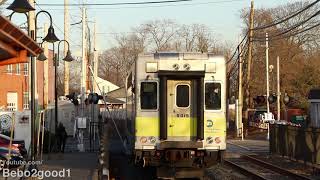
[224,159,268,180]
[242,155,313,180]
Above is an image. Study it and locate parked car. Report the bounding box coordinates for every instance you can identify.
[0,147,24,169]
[0,134,27,157]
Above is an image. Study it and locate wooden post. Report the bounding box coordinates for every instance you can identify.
[245,0,254,136]
[64,0,70,95]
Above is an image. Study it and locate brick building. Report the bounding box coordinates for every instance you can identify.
[0,50,55,111]
[0,15,46,111]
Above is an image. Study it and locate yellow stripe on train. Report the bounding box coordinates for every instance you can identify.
[135,116,226,137]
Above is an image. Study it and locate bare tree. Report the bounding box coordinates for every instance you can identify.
[98,19,229,87]
[138,19,178,51]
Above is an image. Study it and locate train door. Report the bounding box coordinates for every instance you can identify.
[167,80,194,141]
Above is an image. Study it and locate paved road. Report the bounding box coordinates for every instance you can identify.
[3,152,98,180]
[41,152,99,180]
[227,139,269,154]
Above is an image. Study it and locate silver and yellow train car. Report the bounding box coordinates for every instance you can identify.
[126,52,226,175]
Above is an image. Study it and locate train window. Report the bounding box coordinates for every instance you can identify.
[176,85,190,108]
[205,83,221,110]
[140,82,157,110]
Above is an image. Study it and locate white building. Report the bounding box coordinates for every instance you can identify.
[95,77,119,94]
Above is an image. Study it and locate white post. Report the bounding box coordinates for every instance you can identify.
[277,56,280,121]
[241,123,244,141]
[266,33,270,140]
[238,41,243,140]
[266,33,270,114]
[64,0,70,95]
[235,99,239,137]
[93,20,99,93]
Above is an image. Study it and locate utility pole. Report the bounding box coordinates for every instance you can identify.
[64,0,70,95]
[43,23,49,109]
[238,42,244,139]
[93,20,98,93]
[81,7,87,99]
[78,6,87,152]
[277,56,280,121]
[245,0,254,135]
[266,33,270,114]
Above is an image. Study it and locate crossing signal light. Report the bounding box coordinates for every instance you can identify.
[254,96,266,105]
[268,95,277,104]
[87,93,103,104]
[66,92,79,106]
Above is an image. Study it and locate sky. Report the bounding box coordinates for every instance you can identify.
[2,0,301,56]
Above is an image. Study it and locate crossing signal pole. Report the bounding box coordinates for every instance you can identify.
[266,33,270,114]
[238,41,244,139]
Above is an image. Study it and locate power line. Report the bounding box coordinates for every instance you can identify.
[226,32,248,65]
[31,0,243,6]
[253,21,320,42]
[25,0,243,11]
[254,9,320,40]
[253,0,320,30]
[35,2,79,48]
[34,0,195,6]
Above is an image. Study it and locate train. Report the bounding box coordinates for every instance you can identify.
[125,52,226,178]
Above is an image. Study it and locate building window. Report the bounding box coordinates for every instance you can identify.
[16,64,20,75]
[7,64,13,74]
[23,63,28,76]
[23,92,29,110]
[205,82,221,110]
[140,82,157,110]
[176,85,190,108]
[7,92,18,111]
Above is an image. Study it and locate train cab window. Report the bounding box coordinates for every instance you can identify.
[176,85,190,108]
[140,82,158,110]
[205,82,221,110]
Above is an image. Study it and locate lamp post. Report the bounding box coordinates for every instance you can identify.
[55,40,74,131]
[6,1,59,162]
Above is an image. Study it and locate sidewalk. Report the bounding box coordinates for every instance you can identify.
[40,152,99,179]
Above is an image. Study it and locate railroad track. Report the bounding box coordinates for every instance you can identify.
[224,154,314,180]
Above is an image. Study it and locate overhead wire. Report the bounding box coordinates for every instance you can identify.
[35,2,80,49]
[29,0,243,11]
[253,9,320,40]
[253,0,320,30]
[226,32,248,65]
[253,21,320,42]
[29,0,243,7]
[228,43,249,78]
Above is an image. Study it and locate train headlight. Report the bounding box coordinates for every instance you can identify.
[172,64,180,70]
[183,63,191,70]
[215,137,221,144]
[149,136,156,143]
[206,137,214,144]
[140,137,148,143]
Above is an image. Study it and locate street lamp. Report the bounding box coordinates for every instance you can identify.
[7,0,35,13]
[37,42,48,61]
[55,40,74,131]
[6,2,59,162]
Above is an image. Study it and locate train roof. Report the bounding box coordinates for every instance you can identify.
[138,52,224,60]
